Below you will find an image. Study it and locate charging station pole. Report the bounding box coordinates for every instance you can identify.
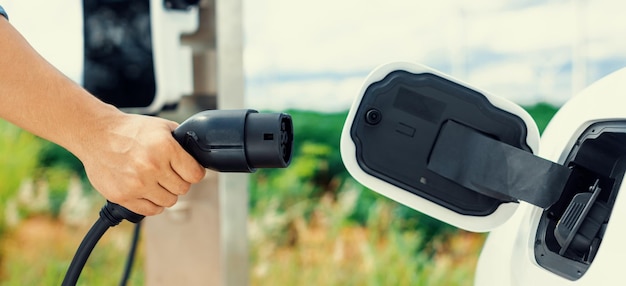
[144,0,248,285]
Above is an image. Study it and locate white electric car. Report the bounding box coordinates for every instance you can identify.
[341,62,626,285]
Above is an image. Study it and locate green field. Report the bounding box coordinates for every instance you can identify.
[0,103,559,285]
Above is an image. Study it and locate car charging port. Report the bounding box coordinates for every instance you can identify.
[554,179,610,261]
[535,121,626,280]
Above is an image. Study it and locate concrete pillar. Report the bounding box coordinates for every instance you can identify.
[145,0,247,285]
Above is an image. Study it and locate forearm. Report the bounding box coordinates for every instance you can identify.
[0,17,206,215]
[0,17,124,159]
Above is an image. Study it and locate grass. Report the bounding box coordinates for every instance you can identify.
[0,200,145,286]
[0,119,143,285]
[248,103,559,286]
[0,121,42,234]
[0,103,560,285]
[249,186,484,286]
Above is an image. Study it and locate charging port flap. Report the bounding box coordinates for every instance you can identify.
[341,62,545,232]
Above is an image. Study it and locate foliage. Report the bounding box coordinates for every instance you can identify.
[37,141,85,178]
[249,179,483,286]
[524,102,559,134]
[250,103,560,285]
[0,120,43,233]
[284,109,350,183]
[0,120,92,232]
[0,103,560,285]
[35,141,88,216]
[0,213,143,286]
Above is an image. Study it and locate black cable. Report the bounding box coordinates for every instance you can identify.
[120,222,142,286]
[62,216,110,286]
[62,201,144,286]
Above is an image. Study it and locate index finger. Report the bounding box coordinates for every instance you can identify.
[170,141,207,183]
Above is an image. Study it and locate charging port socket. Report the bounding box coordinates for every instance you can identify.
[535,121,626,280]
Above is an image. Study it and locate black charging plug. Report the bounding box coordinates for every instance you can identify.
[63,109,294,286]
[173,109,293,172]
[95,109,293,222]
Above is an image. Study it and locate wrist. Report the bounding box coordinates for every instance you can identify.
[62,98,128,162]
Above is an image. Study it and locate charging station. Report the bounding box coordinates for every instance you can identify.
[82,0,198,115]
[341,61,626,285]
[79,1,251,285]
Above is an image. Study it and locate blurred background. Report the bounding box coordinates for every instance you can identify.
[0,0,624,285]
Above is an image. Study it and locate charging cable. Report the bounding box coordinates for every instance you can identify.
[61,201,144,286]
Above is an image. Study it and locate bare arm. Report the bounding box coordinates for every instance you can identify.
[0,17,206,215]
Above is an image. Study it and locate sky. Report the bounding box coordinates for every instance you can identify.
[4,0,626,113]
[243,0,626,112]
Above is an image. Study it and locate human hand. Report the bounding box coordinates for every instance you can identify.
[77,113,206,216]
[0,13,204,216]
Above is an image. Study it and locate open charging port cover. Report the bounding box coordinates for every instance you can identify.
[341,63,570,232]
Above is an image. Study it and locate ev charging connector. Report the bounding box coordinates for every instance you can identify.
[62,109,293,286]
[173,109,293,172]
